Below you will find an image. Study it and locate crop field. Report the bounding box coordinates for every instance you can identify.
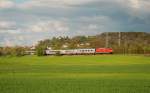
[0,55,150,93]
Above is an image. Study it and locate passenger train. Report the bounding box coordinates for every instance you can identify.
[45,48,113,55]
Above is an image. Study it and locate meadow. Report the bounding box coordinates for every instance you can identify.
[0,55,150,93]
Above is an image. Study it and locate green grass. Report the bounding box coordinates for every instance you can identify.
[0,55,150,93]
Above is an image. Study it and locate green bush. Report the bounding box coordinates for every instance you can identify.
[36,46,46,56]
[14,47,25,56]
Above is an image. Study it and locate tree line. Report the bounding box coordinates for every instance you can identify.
[0,46,29,56]
[36,32,150,56]
[0,32,149,56]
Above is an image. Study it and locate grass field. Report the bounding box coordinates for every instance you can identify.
[0,55,150,93]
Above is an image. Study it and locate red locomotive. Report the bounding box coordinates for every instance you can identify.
[95,48,113,54]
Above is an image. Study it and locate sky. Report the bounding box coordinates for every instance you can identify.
[0,0,150,46]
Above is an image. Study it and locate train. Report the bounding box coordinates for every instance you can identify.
[45,48,113,55]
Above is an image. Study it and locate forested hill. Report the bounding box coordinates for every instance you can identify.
[37,32,150,54]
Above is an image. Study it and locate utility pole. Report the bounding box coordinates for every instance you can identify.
[118,32,121,47]
[105,32,109,48]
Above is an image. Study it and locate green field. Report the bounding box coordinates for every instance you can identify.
[0,55,150,93]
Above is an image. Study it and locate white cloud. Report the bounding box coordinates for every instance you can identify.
[0,29,21,34]
[0,21,16,30]
[18,0,63,9]
[1,0,149,12]
[129,0,140,9]
[0,0,15,8]
[88,24,98,30]
[61,0,97,5]
[15,0,141,9]
[4,38,14,46]
[0,21,21,34]
[139,0,150,13]
[28,20,69,32]
[17,0,99,9]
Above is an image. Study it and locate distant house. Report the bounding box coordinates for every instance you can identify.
[77,43,90,47]
[25,46,36,55]
[30,46,36,50]
[62,44,68,48]
[47,47,52,50]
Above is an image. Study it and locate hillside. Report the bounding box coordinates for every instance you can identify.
[37,32,150,54]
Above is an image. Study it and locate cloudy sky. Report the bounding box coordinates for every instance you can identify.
[0,0,150,46]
